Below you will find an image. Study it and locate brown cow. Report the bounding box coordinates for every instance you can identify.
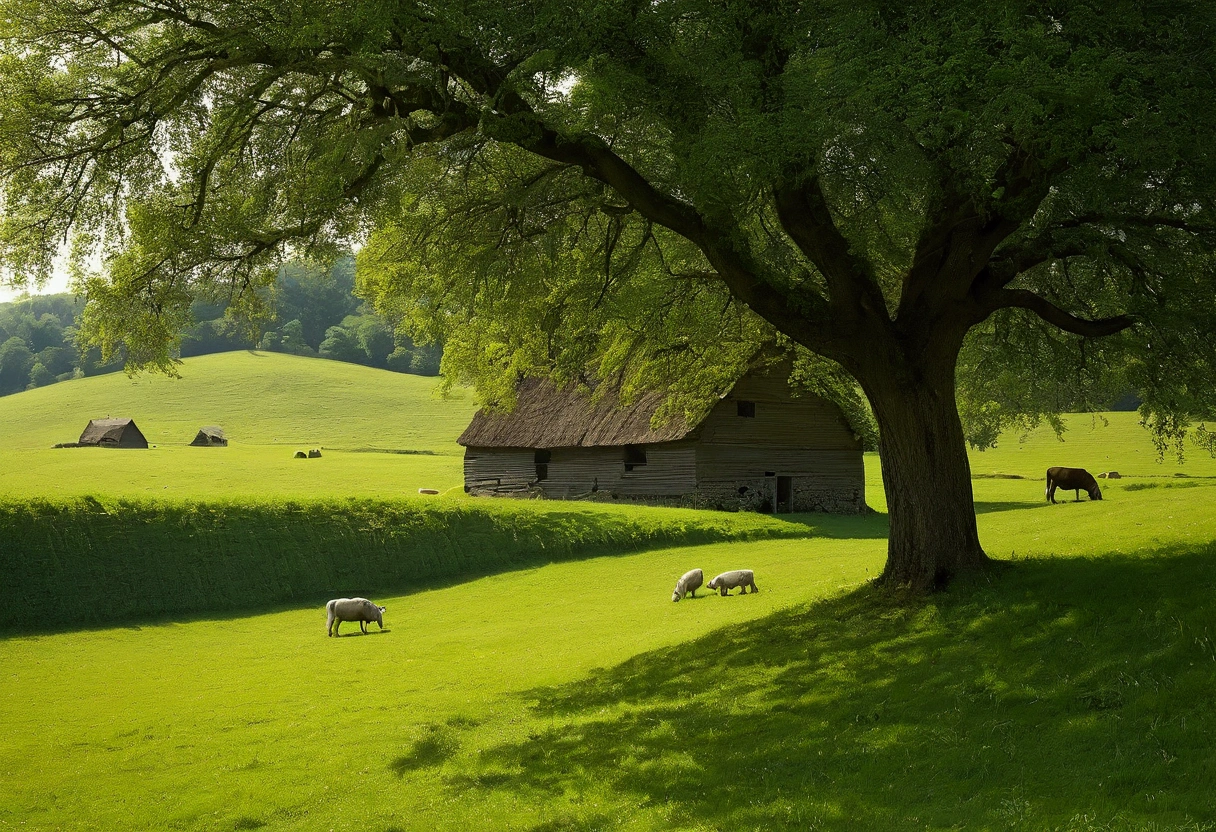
[1045,467,1103,504]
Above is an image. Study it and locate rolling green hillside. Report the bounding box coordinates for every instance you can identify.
[969,413,1216,480]
[2,348,1214,502]
[862,412,1216,515]
[0,349,475,449]
[4,352,1216,829]
[0,351,479,498]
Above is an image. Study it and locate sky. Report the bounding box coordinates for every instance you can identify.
[0,273,72,304]
[1,242,81,303]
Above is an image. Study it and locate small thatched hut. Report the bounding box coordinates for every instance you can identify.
[458,370,866,514]
[190,426,228,446]
[78,418,149,448]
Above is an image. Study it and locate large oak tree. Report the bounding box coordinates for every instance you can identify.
[2,0,1215,589]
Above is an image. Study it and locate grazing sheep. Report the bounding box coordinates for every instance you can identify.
[326,597,386,636]
[671,568,704,602]
[1045,467,1102,504]
[707,569,758,596]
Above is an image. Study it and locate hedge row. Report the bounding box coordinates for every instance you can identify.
[0,496,805,631]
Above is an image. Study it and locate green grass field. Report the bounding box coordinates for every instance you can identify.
[2,354,1215,830]
[0,351,478,498]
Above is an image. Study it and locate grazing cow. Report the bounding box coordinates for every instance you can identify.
[1045,467,1103,504]
[326,597,386,636]
[672,568,704,602]
[707,569,758,596]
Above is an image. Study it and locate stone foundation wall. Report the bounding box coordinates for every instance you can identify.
[791,482,868,514]
[695,479,778,512]
[471,477,868,515]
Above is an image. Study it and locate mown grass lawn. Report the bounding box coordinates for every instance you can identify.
[2,355,1216,830]
[0,532,886,832]
[3,480,1215,830]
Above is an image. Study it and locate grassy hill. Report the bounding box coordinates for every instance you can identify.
[0,351,479,498]
[863,412,1216,515]
[4,354,1216,829]
[2,348,1215,502]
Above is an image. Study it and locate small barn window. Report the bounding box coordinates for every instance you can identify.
[737,400,756,418]
[534,449,551,482]
[623,445,647,472]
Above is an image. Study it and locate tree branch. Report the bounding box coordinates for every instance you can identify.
[989,289,1133,337]
[513,125,838,355]
[972,238,1093,296]
[772,178,887,328]
[902,142,1060,320]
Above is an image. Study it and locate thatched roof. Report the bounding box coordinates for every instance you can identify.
[458,378,693,449]
[191,426,227,446]
[78,418,148,448]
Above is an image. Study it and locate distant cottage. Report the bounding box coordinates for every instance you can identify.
[458,371,866,513]
[78,418,148,448]
[190,426,228,446]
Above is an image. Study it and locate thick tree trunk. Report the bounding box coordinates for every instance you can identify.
[856,346,991,590]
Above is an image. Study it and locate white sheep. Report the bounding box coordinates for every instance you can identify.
[326,597,385,636]
[707,569,758,596]
[671,568,704,602]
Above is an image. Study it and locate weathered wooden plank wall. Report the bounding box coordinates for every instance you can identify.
[695,446,863,484]
[464,449,534,494]
[465,444,697,497]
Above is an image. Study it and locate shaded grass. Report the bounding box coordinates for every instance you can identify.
[2,482,1216,828]
[424,546,1216,831]
[5,508,1214,830]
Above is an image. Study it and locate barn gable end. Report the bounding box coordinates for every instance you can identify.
[78,418,149,448]
[191,426,228,446]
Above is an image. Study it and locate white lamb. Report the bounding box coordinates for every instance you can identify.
[671,568,704,602]
[707,569,758,596]
[326,597,385,636]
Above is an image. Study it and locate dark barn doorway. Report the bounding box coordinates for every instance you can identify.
[776,476,793,513]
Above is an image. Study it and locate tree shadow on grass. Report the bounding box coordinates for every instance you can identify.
[390,724,461,776]
[434,545,1216,830]
[973,499,1047,514]
[779,511,889,539]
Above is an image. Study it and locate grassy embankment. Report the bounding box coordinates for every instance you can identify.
[0,350,478,498]
[1,353,1215,830]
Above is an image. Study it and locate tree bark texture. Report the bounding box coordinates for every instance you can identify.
[853,339,991,590]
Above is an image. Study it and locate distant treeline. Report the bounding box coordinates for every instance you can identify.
[0,256,441,397]
[182,256,442,375]
[0,294,120,395]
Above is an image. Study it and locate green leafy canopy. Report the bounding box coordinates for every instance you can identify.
[1,0,1214,442]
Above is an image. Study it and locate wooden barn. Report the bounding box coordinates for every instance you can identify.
[458,371,867,513]
[190,426,228,446]
[78,418,148,448]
